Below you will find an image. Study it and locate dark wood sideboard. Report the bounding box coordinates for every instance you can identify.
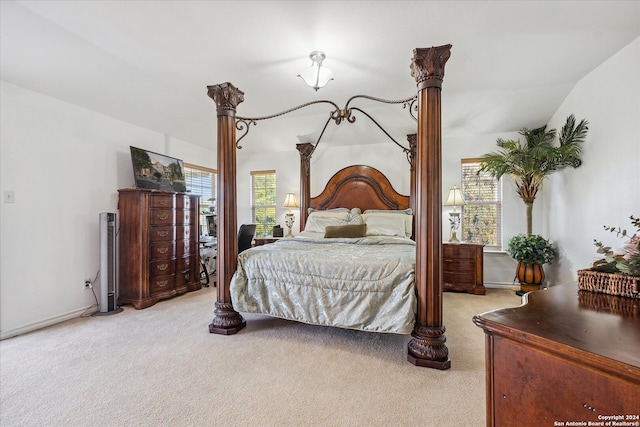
[473,284,640,426]
[118,188,201,309]
[442,242,485,295]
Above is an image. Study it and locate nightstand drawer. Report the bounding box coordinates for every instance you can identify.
[444,272,474,284]
[443,259,475,271]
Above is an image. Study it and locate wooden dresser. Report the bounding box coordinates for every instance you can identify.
[442,242,485,295]
[118,189,201,309]
[473,285,640,426]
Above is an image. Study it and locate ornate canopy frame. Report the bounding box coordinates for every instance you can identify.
[206,45,452,370]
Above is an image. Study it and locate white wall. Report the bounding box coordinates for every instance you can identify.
[2,37,638,337]
[543,37,640,284]
[0,81,215,339]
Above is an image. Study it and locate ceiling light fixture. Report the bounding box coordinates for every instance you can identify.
[297,51,334,91]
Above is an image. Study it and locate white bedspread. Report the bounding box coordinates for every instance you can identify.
[230,236,416,334]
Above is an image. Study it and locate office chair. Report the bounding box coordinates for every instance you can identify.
[238,224,257,253]
[201,223,256,288]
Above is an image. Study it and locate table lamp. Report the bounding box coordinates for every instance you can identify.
[283,193,299,237]
[444,186,466,242]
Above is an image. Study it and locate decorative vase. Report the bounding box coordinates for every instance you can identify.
[516,261,545,292]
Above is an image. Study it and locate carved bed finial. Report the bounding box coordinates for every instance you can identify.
[296,142,315,176]
[207,82,245,112]
[410,45,452,89]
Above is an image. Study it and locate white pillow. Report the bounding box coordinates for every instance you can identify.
[347,210,364,225]
[362,211,413,236]
[363,215,406,237]
[304,211,350,233]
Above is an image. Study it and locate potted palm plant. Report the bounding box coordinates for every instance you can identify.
[479,114,588,292]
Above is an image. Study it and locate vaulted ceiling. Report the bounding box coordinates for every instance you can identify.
[2,1,639,153]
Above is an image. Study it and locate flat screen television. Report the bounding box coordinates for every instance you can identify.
[130,146,187,192]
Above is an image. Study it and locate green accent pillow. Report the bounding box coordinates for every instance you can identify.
[324,224,367,238]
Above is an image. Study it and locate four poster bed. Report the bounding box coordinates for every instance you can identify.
[231,165,417,334]
[207,45,452,369]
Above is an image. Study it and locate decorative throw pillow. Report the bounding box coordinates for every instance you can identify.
[324,224,367,238]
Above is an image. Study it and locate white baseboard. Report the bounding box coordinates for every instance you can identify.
[484,281,519,290]
[0,305,95,340]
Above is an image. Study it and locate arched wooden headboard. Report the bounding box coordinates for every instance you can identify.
[301,165,409,226]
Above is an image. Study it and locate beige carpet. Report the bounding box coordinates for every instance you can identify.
[0,285,520,427]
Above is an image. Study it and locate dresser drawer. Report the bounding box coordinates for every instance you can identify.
[176,225,192,241]
[150,209,175,226]
[176,239,195,256]
[150,194,175,209]
[149,275,175,294]
[149,259,175,277]
[149,241,176,260]
[175,268,196,287]
[176,255,194,272]
[175,195,191,209]
[149,226,175,242]
[175,209,195,225]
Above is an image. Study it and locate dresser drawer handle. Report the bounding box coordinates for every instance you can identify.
[157,230,169,237]
[158,200,167,205]
[157,264,169,271]
[157,247,169,254]
[184,273,190,280]
[184,259,190,266]
[157,280,168,287]
[158,214,169,221]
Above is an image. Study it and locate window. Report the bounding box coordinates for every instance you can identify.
[460,159,502,249]
[184,164,217,234]
[250,170,277,238]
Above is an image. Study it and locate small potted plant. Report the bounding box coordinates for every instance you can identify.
[592,215,640,277]
[579,215,640,299]
[507,234,557,293]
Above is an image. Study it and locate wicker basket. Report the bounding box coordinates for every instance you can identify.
[577,269,639,299]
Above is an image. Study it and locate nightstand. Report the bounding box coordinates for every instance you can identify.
[253,236,282,246]
[442,242,485,295]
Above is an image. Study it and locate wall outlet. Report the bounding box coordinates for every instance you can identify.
[84,280,92,289]
[4,191,15,203]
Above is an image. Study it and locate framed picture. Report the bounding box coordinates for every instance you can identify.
[130,146,186,192]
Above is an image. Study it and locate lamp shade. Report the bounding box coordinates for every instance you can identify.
[444,186,466,207]
[297,51,334,91]
[283,193,299,208]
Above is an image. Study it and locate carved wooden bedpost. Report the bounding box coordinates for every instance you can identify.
[207,82,246,335]
[296,142,314,230]
[407,45,452,369]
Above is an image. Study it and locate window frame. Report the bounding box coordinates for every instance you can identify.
[250,169,277,239]
[184,163,217,235]
[460,158,502,250]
